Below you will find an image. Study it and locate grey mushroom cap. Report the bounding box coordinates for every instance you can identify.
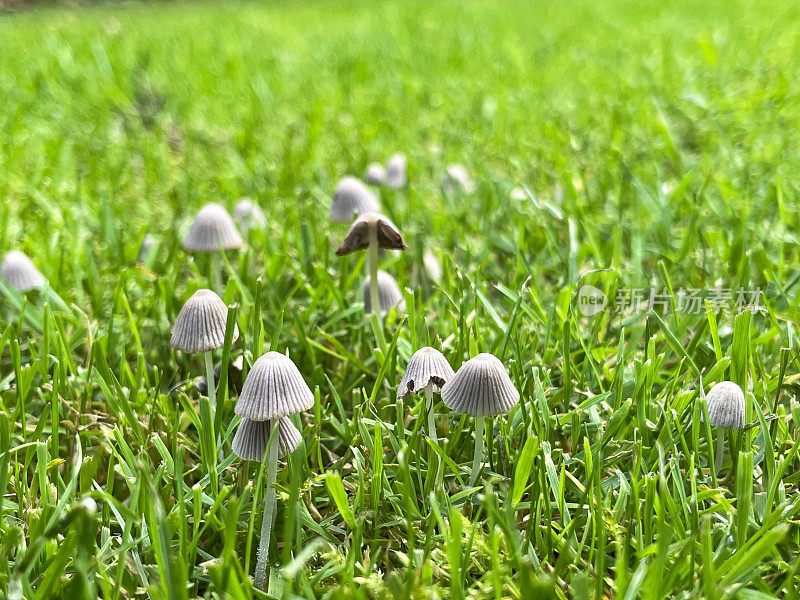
[330,176,380,223]
[397,346,455,399]
[443,164,475,194]
[335,212,407,255]
[233,199,266,232]
[170,289,239,353]
[235,351,314,421]
[385,153,407,188]
[441,353,520,417]
[423,250,443,283]
[232,417,302,461]
[1,251,46,292]
[363,271,406,315]
[137,235,158,263]
[706,381,746,429]
[182,203,244,252]
[364,163,386,185]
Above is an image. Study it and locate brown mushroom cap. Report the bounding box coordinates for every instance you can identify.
[335,212,407,255]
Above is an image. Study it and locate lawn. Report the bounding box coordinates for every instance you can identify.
[2,0,800,598]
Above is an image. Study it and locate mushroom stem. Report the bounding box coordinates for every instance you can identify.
[714,428,725,475]
[425,383,441,482]
[368,225,380,319]
[211,254,224,295]
[255,422,279,591]
[469,417,485,487]
[204,351,222,456]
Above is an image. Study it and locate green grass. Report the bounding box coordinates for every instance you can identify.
[2,0,800,597]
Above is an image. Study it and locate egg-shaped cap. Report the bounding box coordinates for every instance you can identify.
[335,213,406,256]
[385,153,407,188]
[235,351,314,421]
[232,417,302,461]
[398,347,455,399]
[706,381,746,429]
[443,164,475,194]
[182,203,244,252]
[363,270,406,315]
[1,251,46,292]
[330,176,380,223]
[441,353,519,417]
[233,199,266,232]
[170,289,239,353]
[364,163,386,185]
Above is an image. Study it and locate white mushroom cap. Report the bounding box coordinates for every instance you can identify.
[441,353,519,417]
[364,163,386,185]
[397,347,455,399]
[330,176,380,223]
[182,203,244,252]
[443,164,474,194]
[233,198,266,232]
[385,153,407,189]
[706,381,746,429]
[0,251,46,292]
[235,351,314,421]
[170,289,239,353]
[423,249,443,284]
[363,271,406,315]
[232,417,302,461]
[335,212,406,255]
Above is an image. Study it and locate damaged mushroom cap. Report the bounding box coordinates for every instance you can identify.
[170,289,239,353]
[330,176,380,222]
[232,417,302,461]
[397,347,455,399]
[364,163,386,185]
[335,212,407,255]
[182,203,244,252]
[363,271,406,315]
[706,381,746,429]
[441,353,519,417]
[233,198,267,232]
[385,153,407,188]
[235,351,314,421]
[0,251,46,292]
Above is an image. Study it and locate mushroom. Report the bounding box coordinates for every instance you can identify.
[443,164,474,194]
[398,347,454,479]
[336,213,406,321]
[423,249,443,284]
[182,203,244,293]
[705,381,746,474]
[362,271,405,315]
[233,198,267,233]
[232,416,301,461]
[364,163,386,186]
[330,176,380,223]
[1,251,46,292]
[234,351,314,590]
[441,353,519,486]
[385,153,407,189]
[137,235,158,264]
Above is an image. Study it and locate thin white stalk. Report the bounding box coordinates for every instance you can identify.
[368,226,380,319]
[469,417,485,487]
[211,253,224,295]
[714,428,725,475]
[204,351,222,457]
[254,421,279,590]
[425,383,441,482]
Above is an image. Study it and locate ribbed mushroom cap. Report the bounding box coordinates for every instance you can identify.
[182,203,244,252]
[706,381,746,429]
[335,213,407,255]
[364,163,386,185]
[363,270,406,315]
[232,417,302,461]
[385,153,407,188]
[170,289,239,353]
[441,353,519,417]
[330,176,380,222]
[235,351,314,421]
[443,164,474,194]
[1,251,46,292]
[233,199,266,232]
[398,347,455,398]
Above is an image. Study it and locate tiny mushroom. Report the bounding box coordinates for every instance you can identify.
[706,381,746,474]
[362,270,405,315]
[364,163,387,186]
[234,351,314,590]
[441,353,519,486]
[232,416,301,462]
[330,176,380,223]
[385,153,407,188]
[182,203,244,293]
[443,164,475,194]
[1,250,46,292]
[233,198,267,233]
